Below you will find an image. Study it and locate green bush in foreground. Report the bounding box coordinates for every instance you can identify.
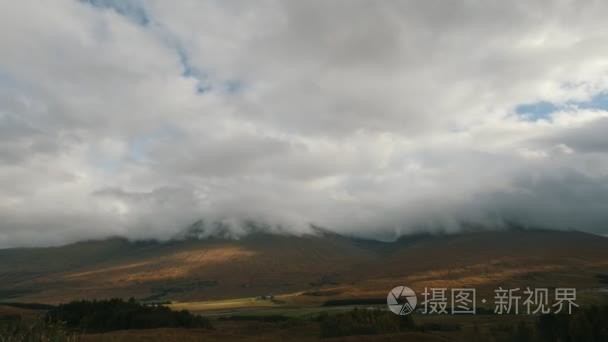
[482,305,608,342]
[0,317,78,342]
[46,298,212,333]
[534,305,608,342]
[318,307,415,337]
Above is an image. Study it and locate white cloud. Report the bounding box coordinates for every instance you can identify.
[1,0,608,247]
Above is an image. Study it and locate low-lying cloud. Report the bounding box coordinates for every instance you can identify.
[1,0,608,247]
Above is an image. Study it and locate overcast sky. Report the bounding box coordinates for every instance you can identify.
[1,0,608,247]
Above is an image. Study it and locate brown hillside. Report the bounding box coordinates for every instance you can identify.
[0,230,606,304]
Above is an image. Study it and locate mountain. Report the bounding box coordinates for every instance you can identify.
[0,229,606,304]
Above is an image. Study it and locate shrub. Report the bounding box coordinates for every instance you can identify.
[318,307,415,337]
[46,298,212,333]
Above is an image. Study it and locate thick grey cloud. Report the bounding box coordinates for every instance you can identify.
[1,0,608,247]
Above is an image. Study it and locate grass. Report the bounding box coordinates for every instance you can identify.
[1,230,607,340]
[6,297,608,341]
[169,296,281,312]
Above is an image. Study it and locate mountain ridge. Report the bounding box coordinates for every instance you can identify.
[1,229,606,305]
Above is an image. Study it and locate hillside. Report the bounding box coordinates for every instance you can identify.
[0,229,607,304]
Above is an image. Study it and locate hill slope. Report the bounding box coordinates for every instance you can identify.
[0,229,606,304]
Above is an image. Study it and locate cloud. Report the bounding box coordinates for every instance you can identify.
[1,0,608,247]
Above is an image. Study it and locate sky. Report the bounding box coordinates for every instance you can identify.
[1,0,608,247]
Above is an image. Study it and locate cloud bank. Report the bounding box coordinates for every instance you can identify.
[1,0,608,247]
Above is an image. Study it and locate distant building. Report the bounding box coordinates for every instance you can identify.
[257,294,274,300]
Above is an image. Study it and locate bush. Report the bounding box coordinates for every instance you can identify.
[318,307,415,337]
[0,317,76,342]
[46,298,212,333]
[490,304,608,342]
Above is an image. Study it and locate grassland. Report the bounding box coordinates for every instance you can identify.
[1,229,607,340]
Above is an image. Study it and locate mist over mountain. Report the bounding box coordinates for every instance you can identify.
[2,1,608,248]
[1,228,606,304]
